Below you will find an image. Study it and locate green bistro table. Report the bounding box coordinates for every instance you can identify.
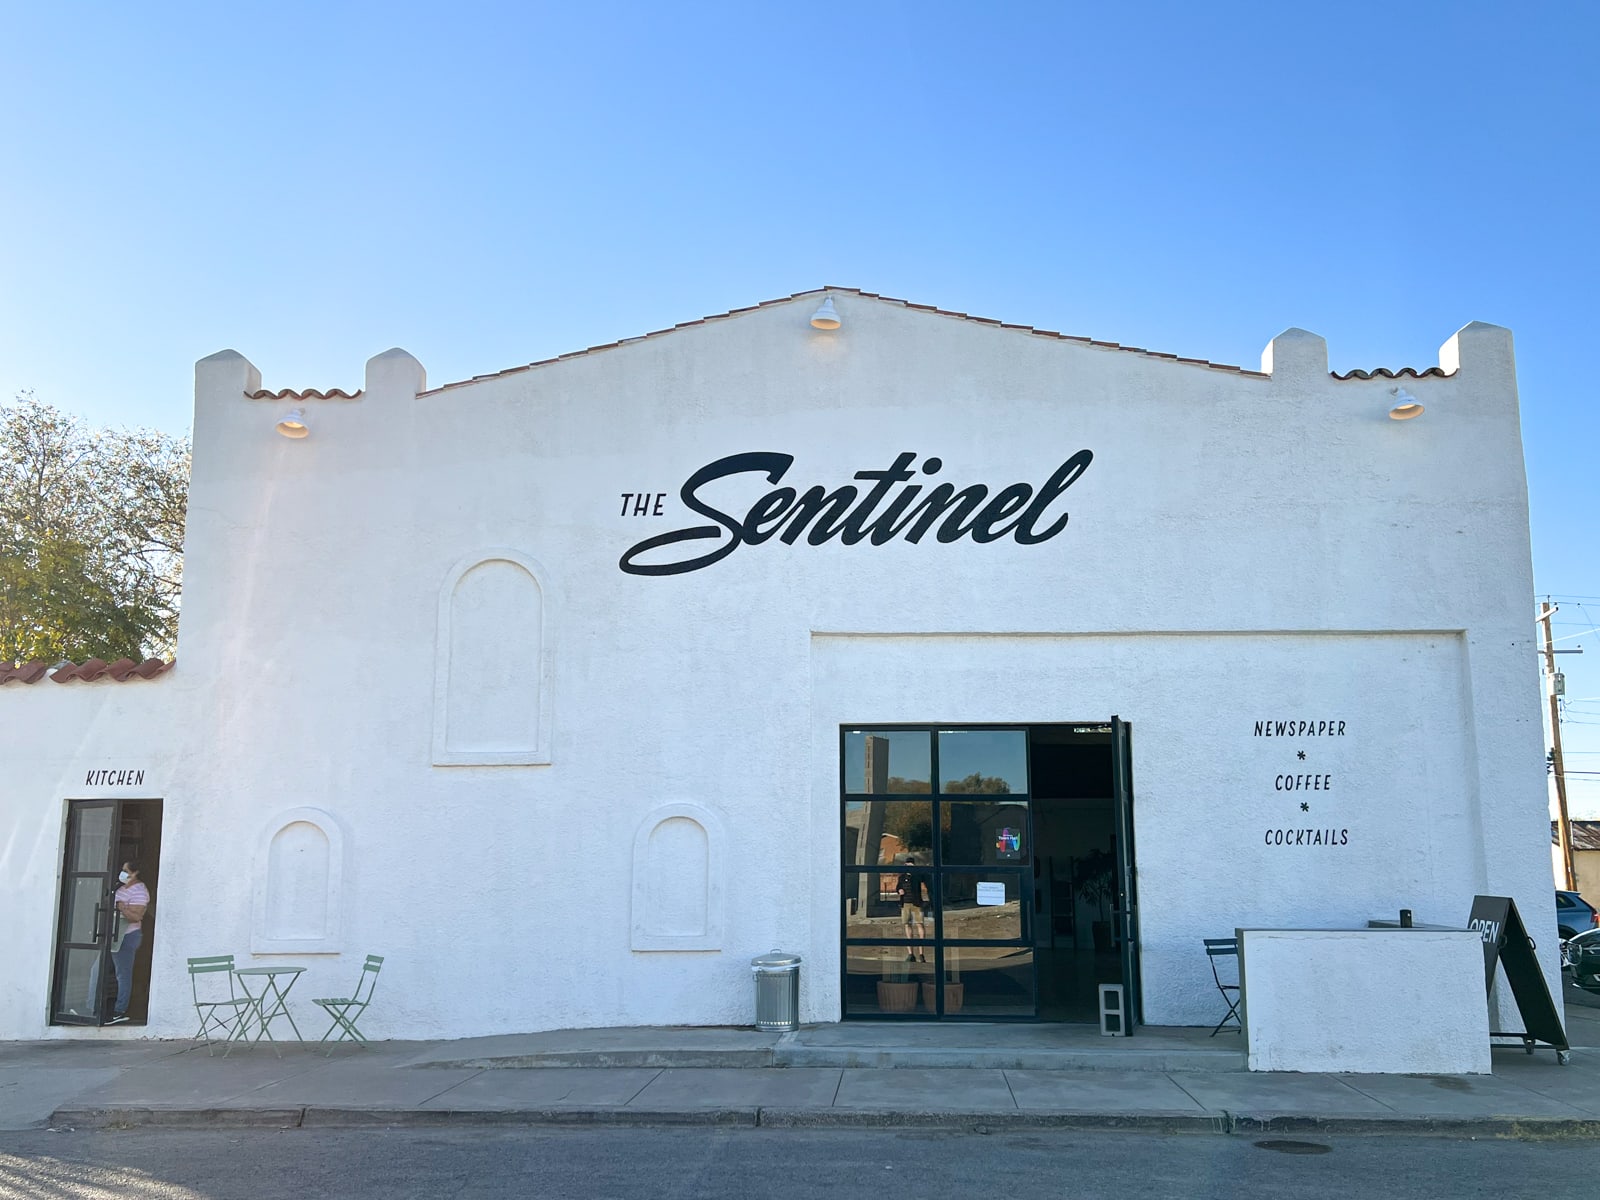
[234,965,307,1048]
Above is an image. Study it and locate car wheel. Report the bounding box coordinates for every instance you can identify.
[1560,926,1579,941]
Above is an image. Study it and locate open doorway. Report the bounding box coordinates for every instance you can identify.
[1030,725,1135,1023]
[50,798,164,1026]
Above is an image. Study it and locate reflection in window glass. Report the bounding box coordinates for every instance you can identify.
[842,800,935,867]
[843,730,931,793]
[842,871,938,941]
[942,947,1033,1017]
[73,806,113,873]
[843,948,937,1016]
[940,801,1030,866]
[941,872,1025,941]
[938,730,1028,795]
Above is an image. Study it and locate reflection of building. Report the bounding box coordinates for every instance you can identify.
[0,290,1556,1042]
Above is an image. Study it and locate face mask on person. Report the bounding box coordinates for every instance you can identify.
[118,871,130,883]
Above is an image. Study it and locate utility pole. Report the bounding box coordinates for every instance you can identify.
[1541,600,1575,890]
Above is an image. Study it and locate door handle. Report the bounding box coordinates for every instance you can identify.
[92,903,108,942]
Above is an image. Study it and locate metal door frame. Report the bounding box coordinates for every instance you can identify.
[49,799,121,1026]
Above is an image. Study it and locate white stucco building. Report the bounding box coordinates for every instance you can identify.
[0,288,1556,1044]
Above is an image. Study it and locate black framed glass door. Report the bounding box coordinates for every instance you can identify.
[51,801,119,1025]
[1111,715,1141,1026]
[842,722,1140,1023]
[841,727,1035,1019]
[49,798,163,1027]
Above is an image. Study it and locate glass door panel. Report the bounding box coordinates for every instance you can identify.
[937,729,1028,795]
[1111,716,1141,1028]
[940,872,1027,941]
[843,871,938,942]
[843,946,936,1017]
[843,730,932,794]
[52,800,118,1025]
[941,946,1035,1018]
[843,799,934,868]
[940,800,1030,866]
[842,726,1035,1020]
[72,805,114,872]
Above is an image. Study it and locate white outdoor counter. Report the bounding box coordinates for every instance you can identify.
[1238,927,1490,1074]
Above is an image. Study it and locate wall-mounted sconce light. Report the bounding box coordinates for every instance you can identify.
[1388,388,1424,420]
[275,408,309,439]
[809,297,841,330]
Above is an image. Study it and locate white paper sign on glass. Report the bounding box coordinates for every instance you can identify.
[976,881,1006,907]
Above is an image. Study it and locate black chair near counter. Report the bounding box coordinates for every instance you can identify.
[1204,938,1242,1036]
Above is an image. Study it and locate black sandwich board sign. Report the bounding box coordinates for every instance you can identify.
[1467,895,1569,1058]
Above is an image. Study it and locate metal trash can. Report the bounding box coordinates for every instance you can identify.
[751,949,802,1032]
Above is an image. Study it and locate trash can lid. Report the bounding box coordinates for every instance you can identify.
[751,948,802,969]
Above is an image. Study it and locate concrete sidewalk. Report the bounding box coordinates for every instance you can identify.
[6,1003,1600,1139]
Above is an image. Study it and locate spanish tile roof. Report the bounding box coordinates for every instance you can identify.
[1555,821,1600,853]
[1330,366,1454,381]
[0,658,173,686]
[247,388,362,400]
[418,287,1272,396]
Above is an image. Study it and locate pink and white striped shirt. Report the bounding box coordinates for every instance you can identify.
[116,881,149,932]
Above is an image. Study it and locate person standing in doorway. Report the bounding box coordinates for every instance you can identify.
[898,857,927,962]
[108,860,149,1024]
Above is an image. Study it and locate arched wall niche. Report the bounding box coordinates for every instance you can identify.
[431,548,553,766]
[252,806,344,954]
[631,803,725,952]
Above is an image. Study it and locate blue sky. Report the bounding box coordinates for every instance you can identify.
[4,3,1598,809]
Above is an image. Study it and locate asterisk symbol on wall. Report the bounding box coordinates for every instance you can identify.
[1297,751,1306,760]
[1300,802,1310,812]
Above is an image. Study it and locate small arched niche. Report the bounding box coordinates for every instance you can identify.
[631,803,725,952]
[432,549,553,765]
[252,807,344,954]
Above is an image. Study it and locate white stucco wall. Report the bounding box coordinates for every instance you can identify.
[0,292,1553,1041]
[1239,928,1490,1073]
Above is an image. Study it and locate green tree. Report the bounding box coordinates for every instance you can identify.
[942,772,1012,795]
[0,393,189,663]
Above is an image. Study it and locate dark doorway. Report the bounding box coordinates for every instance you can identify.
[50,798,164,1026]
[1030,726,1126,1023]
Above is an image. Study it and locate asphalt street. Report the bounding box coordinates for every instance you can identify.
[3,1126,1600,1200]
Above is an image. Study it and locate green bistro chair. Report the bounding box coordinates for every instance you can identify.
[312,954,384,1049]
[1204,938,1243,1036]
[187,955,254,1056]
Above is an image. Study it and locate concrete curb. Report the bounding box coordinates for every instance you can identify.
[302,1107,761,1128]
[416,1051,775,1070]
[755,1108,1227,1134]
[47,1104,1600,1139]
[50,1108,307,1130]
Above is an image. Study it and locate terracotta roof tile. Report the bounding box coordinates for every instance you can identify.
[417,287,1271,395]
[247,388,363,401]
[1,658,173,686]
[1330,366,1453,382]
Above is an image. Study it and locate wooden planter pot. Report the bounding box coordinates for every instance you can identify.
[875,980,920,1013]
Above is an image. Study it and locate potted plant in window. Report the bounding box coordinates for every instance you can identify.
[877,952,920,1012]
[1075,849,1116,954]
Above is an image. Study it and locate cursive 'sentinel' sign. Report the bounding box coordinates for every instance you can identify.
[619,449,1093,576]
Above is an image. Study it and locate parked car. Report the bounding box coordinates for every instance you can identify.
[1566,926,1600,992]
[1557,890,1599,940]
